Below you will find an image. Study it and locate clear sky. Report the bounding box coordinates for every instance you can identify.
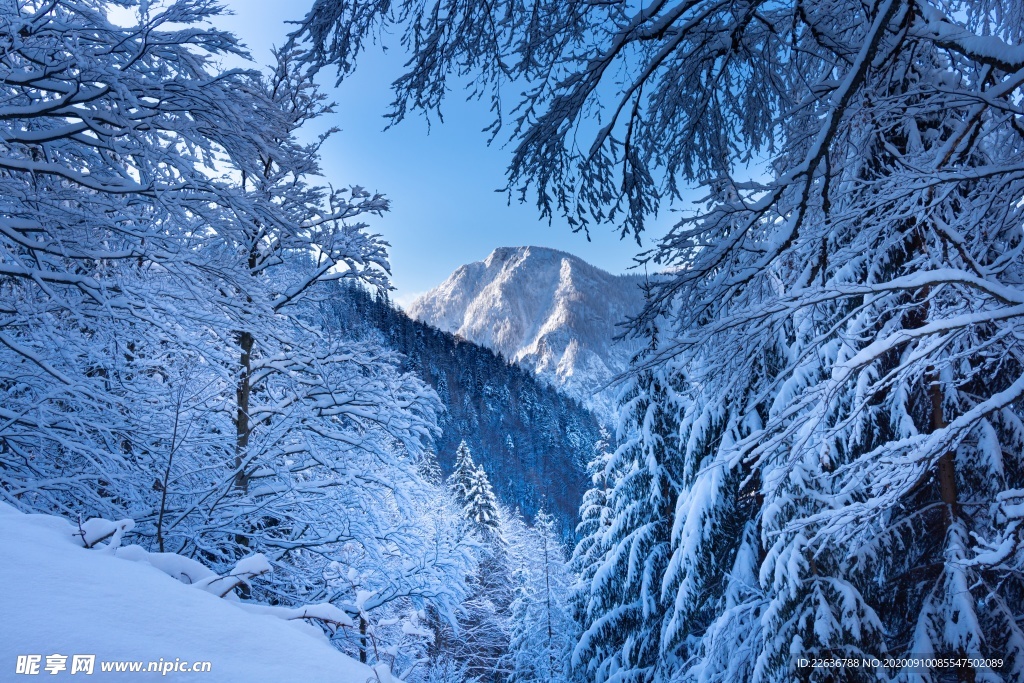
[215,0,678,307]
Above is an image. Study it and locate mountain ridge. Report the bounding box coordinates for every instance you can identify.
[409,246,647,418]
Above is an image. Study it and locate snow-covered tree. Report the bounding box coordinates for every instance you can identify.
[321,478,474,680]
[447,441,500,537]
[450,440,477,507]
[572,368,685,683]
[1,0,263,517]
[418,448,444,487]
[569,431,613,622]
[463,465,501,536]
[439,454,510,681]
[504,508,573,683]
[296,0,1024,680]
[0,0,473,658]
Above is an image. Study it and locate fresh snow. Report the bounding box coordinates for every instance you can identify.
[0,503,375,682]
[408,246,646,418]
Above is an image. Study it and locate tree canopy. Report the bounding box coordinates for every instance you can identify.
[295,1,1024,679]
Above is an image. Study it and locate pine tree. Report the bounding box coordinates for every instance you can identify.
[450,440,477,508]
[435,443,511,682]
[418,449,444,487]
[570,431,614,620]
[463,465,500,536]
[446,501,511,682]
[572,367,684,683]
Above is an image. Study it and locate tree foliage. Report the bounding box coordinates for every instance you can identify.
[296,0,1024,680]
[505,508,574,683]
[1,0,472,660]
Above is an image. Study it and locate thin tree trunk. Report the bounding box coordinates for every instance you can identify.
[543,531,553,683]
[359,616,368,664]
[156,388,184,553]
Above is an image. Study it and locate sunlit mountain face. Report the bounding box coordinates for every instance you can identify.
[409,246,647,420]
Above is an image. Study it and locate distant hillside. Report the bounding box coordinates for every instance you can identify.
[408,246,646,419]
[324,281,602,540]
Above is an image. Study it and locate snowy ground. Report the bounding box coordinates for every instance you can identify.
[0,503,376,682]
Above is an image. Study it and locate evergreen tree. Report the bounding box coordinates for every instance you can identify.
[418,449,444,487]
[464,465,501,535]
[433,446,511,682]
[446,505,512,683]
[572,368,684,683]
[568,433,613,675]
[450,440,477,508]
[571,432,614,582]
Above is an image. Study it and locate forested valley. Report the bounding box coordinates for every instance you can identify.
[329,281,600,541]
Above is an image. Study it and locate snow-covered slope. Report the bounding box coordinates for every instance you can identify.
[408,246,646,418]
[0,504,375,682]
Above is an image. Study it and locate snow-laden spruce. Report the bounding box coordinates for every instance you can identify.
[421,438,579,683]
[571,365,687,683]
[295,0,1024,680]
[434,441,511,682]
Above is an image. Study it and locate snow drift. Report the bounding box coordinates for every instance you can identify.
[0,503,377,682]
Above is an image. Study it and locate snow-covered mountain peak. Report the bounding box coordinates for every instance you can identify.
[409,246,646,418]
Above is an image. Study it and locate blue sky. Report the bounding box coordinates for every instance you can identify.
[216,0,677,307]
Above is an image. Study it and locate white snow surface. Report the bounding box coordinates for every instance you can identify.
[408,246,646,418]
[0,503,375,682]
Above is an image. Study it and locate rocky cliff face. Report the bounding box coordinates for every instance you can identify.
[409,246,646,418]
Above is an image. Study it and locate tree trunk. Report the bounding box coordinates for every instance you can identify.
[234,328,254,600]
[543,532,553,683]
[359,616,368,664]
[929,377,959,524]
[235,329,253,494]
